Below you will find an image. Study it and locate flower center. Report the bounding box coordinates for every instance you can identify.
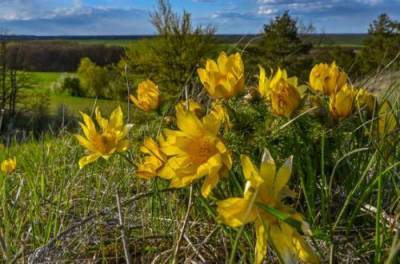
[187,136,217,165]
[93,132,117,154]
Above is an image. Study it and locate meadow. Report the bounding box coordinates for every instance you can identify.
[0,6,399,261]
[1,48,399,264]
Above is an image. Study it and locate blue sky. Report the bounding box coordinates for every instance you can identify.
[0,0,399,35]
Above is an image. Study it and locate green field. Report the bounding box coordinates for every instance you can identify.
[25,71,125,115]
[44,34,366,48]
[75,38,142,47]
[29,72,62,86]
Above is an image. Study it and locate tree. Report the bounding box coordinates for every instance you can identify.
[122,0,216,97]
[255,11,313,79]
[0,32,36,133]
[77,58,109,98]
[360,13,400,74]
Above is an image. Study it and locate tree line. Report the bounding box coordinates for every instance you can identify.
[5,41,124,72]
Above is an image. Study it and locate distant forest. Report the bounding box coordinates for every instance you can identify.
[0,33,366,45]
[5,41,124,72]
[0,34,366,72]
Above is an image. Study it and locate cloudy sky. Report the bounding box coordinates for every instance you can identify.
[0,0,399,35]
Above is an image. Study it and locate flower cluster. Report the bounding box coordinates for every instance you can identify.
[1,157,16,174]
[75,51,398,263]
[309,62,377,120]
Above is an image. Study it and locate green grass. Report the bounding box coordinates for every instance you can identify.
[23,72,125,115]
[1,84,399,262]
[28,72,65,92]
[50,94,127,115]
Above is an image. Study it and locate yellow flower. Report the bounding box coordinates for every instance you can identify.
[259,67,302,117]
[378,100,397,138]
[75,106,132,169]
[258,65,271,99]
[136,137,167,180]
[217,150,319,264]
[175,100,202,117]
[210,102,231,130]
[329,83,356,120]
[1,157,16,174]
[309,62,348,95]
[130,79,160,112]
[356,88,376,113]
[158,101,232,197]
[197,52,244,99]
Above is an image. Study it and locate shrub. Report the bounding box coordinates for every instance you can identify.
[77,57,110,98]
[61,76,81,96]
[359,13,400,74]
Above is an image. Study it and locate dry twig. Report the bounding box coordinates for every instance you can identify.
[172,185,194,263]
[116,192,132,264]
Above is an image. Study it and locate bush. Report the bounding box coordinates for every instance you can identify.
[62,76,82,96]
[77,57,110,98]
[359,13,400,74]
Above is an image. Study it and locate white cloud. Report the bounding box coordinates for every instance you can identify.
[355,0,382,5]
[73,0,82,8]
[257,0,278,3]
[287,2,332,12]
[257,6,277,15]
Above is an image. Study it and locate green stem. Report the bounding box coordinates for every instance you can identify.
[375,161,383,263]
[228,225,246,264]
[320,130,328,226]
[118,153,136,168]
[228,189,258,264]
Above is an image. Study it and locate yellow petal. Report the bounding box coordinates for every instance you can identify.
[202,111,221,136]
[291,232,320,264]
[80,113,96,138]
[75,134,96,152]
[274,156,293,195]
[200,170,220,197]
[378,100,397,138]
[260,148,276,188]
[197,68,208,85]
[255,220,268,264]
[216,197,257,227]
[206,58,219,72]
[217,52,229,73]
[109,106,123,129]
[141,137,165,161]
[176,109,204,137]
[196,153,222,179]
[79,153,101,169]
[241,155,263,188]
[270,224,296,264]
[258,65,270,98]
[95,107,108,130]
